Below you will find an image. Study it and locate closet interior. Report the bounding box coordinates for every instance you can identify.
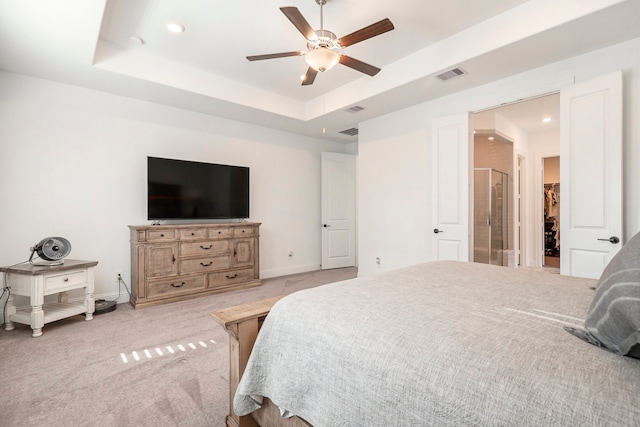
[543,156,560,267]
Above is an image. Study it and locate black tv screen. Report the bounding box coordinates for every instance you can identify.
[147,157,249,220]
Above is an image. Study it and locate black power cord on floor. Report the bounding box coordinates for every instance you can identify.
[117,274,131,299]
[1,286,9,328]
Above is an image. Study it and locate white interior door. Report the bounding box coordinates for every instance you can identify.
[432,113,471,261]
[321,152,356,269]
[560,70,623,278]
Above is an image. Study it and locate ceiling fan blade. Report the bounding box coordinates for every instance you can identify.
[339,18,394,47]
[339,55,381,76]
[280,7,316,40]
[247,51,304,61]
[301,67,318,86]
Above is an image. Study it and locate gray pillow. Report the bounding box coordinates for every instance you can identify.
[583,231,640,359]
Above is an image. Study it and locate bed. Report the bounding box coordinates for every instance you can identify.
[212,236,640,427]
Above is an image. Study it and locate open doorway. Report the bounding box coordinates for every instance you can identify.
[434,73,620,274]
[472,93,560,268]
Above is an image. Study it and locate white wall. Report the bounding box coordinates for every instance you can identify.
[0,72,347,314]
[543,157,560,184]
[493,113,530,267]
[358,36,640,276]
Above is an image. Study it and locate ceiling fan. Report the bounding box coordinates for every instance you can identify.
[247,0,394,86]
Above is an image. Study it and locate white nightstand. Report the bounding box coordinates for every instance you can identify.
[1,260,98,337]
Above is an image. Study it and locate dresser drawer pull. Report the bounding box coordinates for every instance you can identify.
[200,245,213,250]
[64,278,69,282]
[200,261,213,267]
[226,274,238,279]
[170,282,186,288]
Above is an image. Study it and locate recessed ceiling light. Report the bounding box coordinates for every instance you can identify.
[542,117,552,123]
[167,22,185,33]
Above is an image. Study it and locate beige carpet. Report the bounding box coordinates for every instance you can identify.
[0,267,356,427]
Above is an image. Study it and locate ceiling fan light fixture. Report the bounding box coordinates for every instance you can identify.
[304,47,339,72]
[248,5,394,85]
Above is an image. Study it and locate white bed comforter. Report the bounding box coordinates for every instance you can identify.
[234,261,640,426]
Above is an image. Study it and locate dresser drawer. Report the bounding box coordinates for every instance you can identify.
[180,240,229,257]
[147,275,205,298]
[233,226,255,237]
[179,228,207,240]
[180,255,230,274]
[44,270,86,293]
[147,229,177,241]
[208,267,256,289]
[207,227,232,239]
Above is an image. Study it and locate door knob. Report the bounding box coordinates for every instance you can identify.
[433,228,444,234]
[323,224,331,228]
[597,236,620,244]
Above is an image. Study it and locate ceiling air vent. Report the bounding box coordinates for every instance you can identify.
[339,127,359,136]
[435,67,467,82]
[344,105,365,113]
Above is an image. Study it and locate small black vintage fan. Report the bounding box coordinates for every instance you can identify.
[29,237,72,266]
[247,0,394,85]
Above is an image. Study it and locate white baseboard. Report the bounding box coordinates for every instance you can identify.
[260,263,321,279]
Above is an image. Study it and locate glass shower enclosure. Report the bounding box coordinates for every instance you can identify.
[474,168,509,266]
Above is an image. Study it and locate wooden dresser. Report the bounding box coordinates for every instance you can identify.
[128,223,260,309]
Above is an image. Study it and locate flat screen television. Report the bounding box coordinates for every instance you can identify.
[147,156,249,220]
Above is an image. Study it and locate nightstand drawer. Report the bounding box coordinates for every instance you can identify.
[147,276,205,298]
[44,270,86,292]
